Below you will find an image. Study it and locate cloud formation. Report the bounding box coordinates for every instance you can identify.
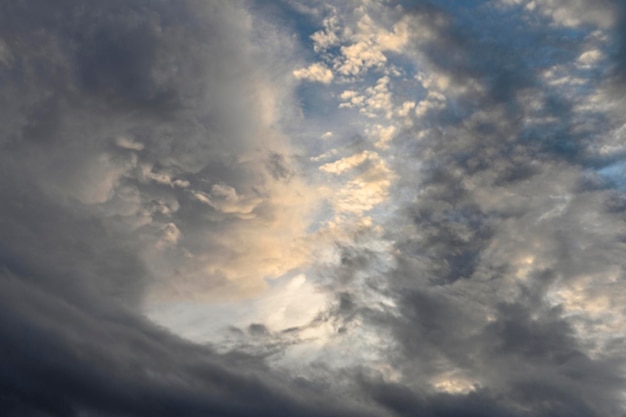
[1,0,626,416]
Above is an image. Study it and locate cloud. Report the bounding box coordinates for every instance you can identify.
[2,0,626,416]
[0,1,371,415]
[293,63,334,84]
[283,1,626,416]
[0,269,382,417]
[500,0,618,29]
[192,184,262,217]
[311,15,341,52]
[333,13,411,76]
[115,135,145,151]
[338,76,393,118]
[319,150,375,174]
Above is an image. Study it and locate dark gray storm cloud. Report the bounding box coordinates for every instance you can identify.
[1,0,626,416]
[0,1,375,416]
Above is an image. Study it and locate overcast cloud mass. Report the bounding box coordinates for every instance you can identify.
[1,0,626,416]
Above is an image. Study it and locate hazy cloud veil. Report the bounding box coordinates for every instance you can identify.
[1,0,626,416]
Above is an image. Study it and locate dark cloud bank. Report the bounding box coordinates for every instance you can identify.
[1,1,626,417]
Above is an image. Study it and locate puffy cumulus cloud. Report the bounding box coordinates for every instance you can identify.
[338,76,394,118]
[336,41,389,76]
[367,124,396,149]
[396,101,416,117]
[311,15,341,52]
[293,62,335,84]
[414,90,447,118]
[334,12,412,76]
[319,150,394,215]
[320,150,376,174]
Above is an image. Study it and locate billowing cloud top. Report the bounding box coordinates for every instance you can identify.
[1,0,626,416]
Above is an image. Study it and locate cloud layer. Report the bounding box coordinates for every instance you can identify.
[1,0,626,416]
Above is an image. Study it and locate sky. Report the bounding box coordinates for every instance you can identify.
[1,0,626,416]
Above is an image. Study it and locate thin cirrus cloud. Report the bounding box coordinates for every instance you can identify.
[0,0,626,417]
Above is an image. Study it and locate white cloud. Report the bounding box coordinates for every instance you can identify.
[311,15,340,52]
[362,76,393,118]
[320,150,375,174]
[293,62,334,84]
[397,101,416,117]
[333,13,412,77]
[336,41,388,76]
[338,89,366,108]
[338,77,393,118]
[577,49,603,66]
[322,151,394,215]
[368,124,396,149]
[415,91,447,117]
